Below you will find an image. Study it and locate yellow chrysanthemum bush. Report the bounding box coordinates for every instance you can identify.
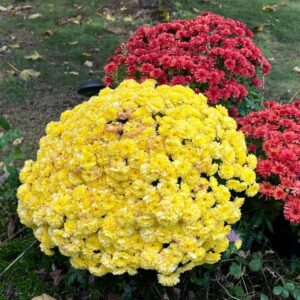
[17,80,259,286]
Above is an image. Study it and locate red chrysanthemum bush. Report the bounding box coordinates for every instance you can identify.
[104,12,270,105]
[238,101,300,224]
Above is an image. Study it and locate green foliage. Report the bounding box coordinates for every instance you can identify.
[248,258,262,272]
[238,90,264,116]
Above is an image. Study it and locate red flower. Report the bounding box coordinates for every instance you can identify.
[284,197,300,224]
[229,108,239,118]
[248,144,257,152]
[238,102,300,224]
[104,12,270,106]
[273,187,288,200]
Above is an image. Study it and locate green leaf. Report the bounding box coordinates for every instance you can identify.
[284,282,295,291]
[233,286,244,297]
[265,218,274,233]
[273,286,283,295]
[0,116,10,130]
[293,289,300,299]
[0,131,21,149]
[249,259,262,272]
[229,262,243,279]
[281,289,289,299]
[260,293,269,300]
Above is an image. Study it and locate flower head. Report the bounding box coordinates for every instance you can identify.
[18,80,258,285]
[104,12,270,106]
[238,102,300,223]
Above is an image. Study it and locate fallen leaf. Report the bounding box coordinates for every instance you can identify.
[69,41,78,45]
[21,5,32,10]
[7,70,17,76]
[43,30,54,37]
[7,217,16,237]
[253,24,264,32]
[19,69,40,81]
[86,17,93,25]
[104,13,116,21]
[25,51,42,61]
[28,13,43,19]
[0,45,7,52]
[49,269,63,286]
[293,66,300,73]
[262,5,277,12]
[31,294,56,300]
[74,4,82,10]
[35,268,47,276]
[84,60,93,68]
[123,16,133,23]
[57,15,81,25]
[65,71,79,76]
[106,27,127,35]
[0,5,8,12]
[13,137,23,145]
[9,43,20,49]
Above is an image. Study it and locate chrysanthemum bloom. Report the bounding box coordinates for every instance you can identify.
[17,80,258,286]
[103,12,270,106]
[238,101,300,224]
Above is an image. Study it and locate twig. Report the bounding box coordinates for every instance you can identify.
[0,240,37,278]
[0,227,26,247]
[288,87,300,103]
[261,267,272,296]
[214,279,240,300]
[5,61,21,73]
[241,275,249,295]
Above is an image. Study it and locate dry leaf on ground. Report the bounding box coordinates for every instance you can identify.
[43,30,54,37]
[25,51,42,61]
[84,60,93,68]
[9,43,20,49]
[19,69,40,81]
[0,5,8,12]
[57,15,82,25]
[293,67,300,73]
[65,71,79,76]
[28,13,43,19]
[0,45,8,52]
[262,5,277,12]
[253,25,264,32]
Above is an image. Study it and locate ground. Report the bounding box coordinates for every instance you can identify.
[0,0,300,299]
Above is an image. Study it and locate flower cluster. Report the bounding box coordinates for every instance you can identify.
[238,101,300,224]
[103,12,270,105]
[17,80,258,286]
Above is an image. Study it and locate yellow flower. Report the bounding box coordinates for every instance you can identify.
[17,79,258,286]
[246,183,260,197]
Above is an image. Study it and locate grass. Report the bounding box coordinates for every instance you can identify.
[0,0,300,299]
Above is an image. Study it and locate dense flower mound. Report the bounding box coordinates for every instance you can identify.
[103,12,270,105]
[239,101,300,224]
[17,80,258,286]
